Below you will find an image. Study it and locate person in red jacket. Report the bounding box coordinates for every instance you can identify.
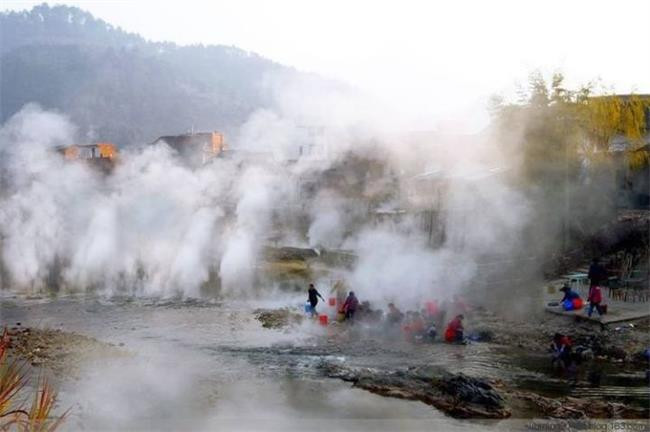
[444,314,464,343]
[587,284,603,317]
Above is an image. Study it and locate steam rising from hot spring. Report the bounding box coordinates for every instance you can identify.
[0,101,536,306]
[0,105,240,296]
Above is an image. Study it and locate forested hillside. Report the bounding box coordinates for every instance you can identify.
[0,3,300,144]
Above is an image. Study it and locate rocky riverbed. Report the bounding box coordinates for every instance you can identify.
[322,364,510,419]
[247,304,650,420]
[1,293,648,428]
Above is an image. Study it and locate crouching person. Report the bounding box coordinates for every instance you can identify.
[444,314,464,343]
[550,333,572,370]
[386,303,404,325]
[404,312,427,343]
[426,323,437,342]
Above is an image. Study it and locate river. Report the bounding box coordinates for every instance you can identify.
[2,292,647,431]
[0,293,479,431]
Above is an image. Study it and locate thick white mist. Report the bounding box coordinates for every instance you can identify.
[0,74,534,307]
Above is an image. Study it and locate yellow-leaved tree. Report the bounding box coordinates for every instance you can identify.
[489,72,649,251]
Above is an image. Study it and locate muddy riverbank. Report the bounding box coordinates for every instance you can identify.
[3,325,127,378]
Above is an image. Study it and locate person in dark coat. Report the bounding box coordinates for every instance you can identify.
[307,283,324,317]
[588,258,608,288]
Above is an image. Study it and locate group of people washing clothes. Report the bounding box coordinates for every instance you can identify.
[386,299,468,343]
[559,258,608,318]
[307,283,471,343]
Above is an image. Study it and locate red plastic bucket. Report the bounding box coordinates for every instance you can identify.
[328,297,336,307]
[319,314,329,326]
[572,298,583,310]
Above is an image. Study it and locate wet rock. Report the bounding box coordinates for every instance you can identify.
[467,329,494,342]
[478,330,495,342]
[514,390,649,419]
[631,348,650,365]
[587,370,602,387]
[437,374,504,408]
[321,363,510,419]
[254,308,304,329]
[600,345,627,361]
[262,246,318,261]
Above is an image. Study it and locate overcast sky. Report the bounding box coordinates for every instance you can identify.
[3,0,650,131]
